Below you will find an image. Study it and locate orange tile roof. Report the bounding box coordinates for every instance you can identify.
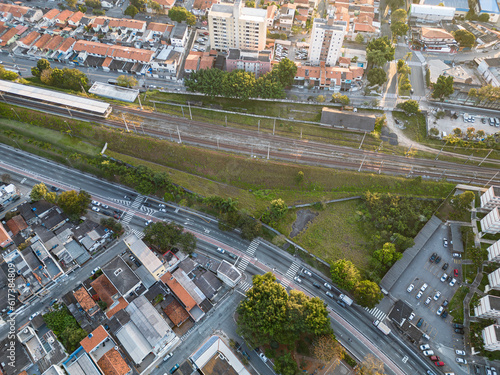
[68,11,84,24]
[11,5,30,18]
[105,297,128,319]
[44,35,63,51]
[0,28,17,46]
[58,37,75,52]
[154,0,176,7]
[97,348,131,375]
[193,0,218,10]
[56,9,73,23]
[108,18,146,30]
[73,40,154,63]
[354,23,376,32]
[295,14,307,22]
[356,14,373,23]
[421,27,454,39]
[44,8,60,20]
[102,56,113,68]
[18,31,39,47]
[93,16,107,26]
[163,298,190,326]
[266,5,277,19]
[338,56,350,65]
[184,54,200,71]
[73,286,99,315]
[33,33,51,49]
[360,5,374,11]
[0,222,12,247]
[147,22,170,32]
[6,216,27,236]
[199,55,215,70]
[91,274,118,306]
[161,272,197,311]
[80,325,109,353]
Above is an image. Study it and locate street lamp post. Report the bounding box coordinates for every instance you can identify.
[64,121,73,137]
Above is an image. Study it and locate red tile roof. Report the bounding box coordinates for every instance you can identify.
[97,348,131,375]
[0,222,12,247]
[80,325,109,353]
[199,55,215,70]
[193,0,218,10]
[44,35,63,51]
[33,33,52,49]
[74,287,99,316]
[68,11,84,24]
[161,272,197,311]
[6,216,27,236]
[43,8,60,20]
[105,297,128,319]
[147,22,170,33]
[56,9,73,23]
[18,31,39,47]
[163,299,190,326]
[0,28,18,46]
[58,37,75,52]
[91,274,118,306]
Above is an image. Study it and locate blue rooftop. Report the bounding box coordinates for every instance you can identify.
[479,0,500,13]
[423,0,469,11]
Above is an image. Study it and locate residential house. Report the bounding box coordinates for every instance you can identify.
[55,37,76,60]
[0,183,19,207]
[54,10,73,26]
[161,272,206,322]
[477,58,500,88]
[149,0,176,11]
[43,9,60,24]
[184,52,202,73]
[124,233,166,280]
[294,64,363,91]
[62,347,101,375]
[67,11,84,27]
[73,286,100,317]
[16,31,40,49]
[163,296,191,327]
[277,4,296,32]
[0,222,13,248]
[101,256,141,299]
[0,27,19,47]
[108,18,147,33]
[193,0,218,15]
[226,49,271,77]
[151,45,183,75]
[30,33,52,53]
[0,338,32,375]
[216,261,242,287]
[91,274,129,318]
[6,215,28,237]
[199,53,215,70]
[170,23,188,47]
[266,4,278,28]
[415,27,456,53]
[24,8,43,23]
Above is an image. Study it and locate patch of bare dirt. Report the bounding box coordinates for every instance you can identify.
[290,209,318,238]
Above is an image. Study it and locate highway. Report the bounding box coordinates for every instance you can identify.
[0,146,443,375]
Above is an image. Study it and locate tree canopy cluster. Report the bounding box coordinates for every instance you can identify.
[261,198,288,226]
[143,221,196,254]
[331,93,350,105]
[0,64,19,81]
[30,183,91,220]
[468,85,500,106]
[43,307,88,353]
[367,67,387,86]
[185,59,297,100]
[237,273,333,349]
[366,37,395,67]
[31,59,89,92]
[398,99,420,115]
[453,29,476,48]
[116,75,138,88]
[450,190,474,216]
[432,75,454,99]
[168,6,196,25]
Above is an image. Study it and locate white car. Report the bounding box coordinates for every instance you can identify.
[425,297,432,305]
[159,208,167,212]
[420,344,430,350]
[437,306,444,315]
[91,200,100,206]
[302,269,312,277]
[91,267,100,275]
[294,276,302,283]
[440,273,448,282]
[163,353,173,362]
[456,358,468,364]
[217,247,225,254]
[91,206,100,212]
[101,204,109,209]
[416,291,423,299]
[29,312,40,321]
[420,283,428,292]
[455,350,466,355]
[433,291,441,300]
[159,204,166,208]
[449,278,457,287]
[407,284,415,293]
[423,350,434,356]
[409,312,415,320]
[259,353,268,363]
[145,220,153,226]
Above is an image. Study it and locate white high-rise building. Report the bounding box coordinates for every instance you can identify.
[308,18,347,66]
[475,295,500,319]
[481,207,500,234]
[208,0,267,51]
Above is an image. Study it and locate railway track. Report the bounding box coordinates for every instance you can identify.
[2,96,500,186]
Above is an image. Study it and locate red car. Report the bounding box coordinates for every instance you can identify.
[430,356,440,361]
[454,269,459,277]
[435,361,445,367]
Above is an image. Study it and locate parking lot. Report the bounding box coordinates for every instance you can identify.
[390,223,469,374]
[192,30,209,52]
[428,109,500,138]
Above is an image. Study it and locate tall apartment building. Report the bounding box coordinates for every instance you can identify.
[487,240,500,262]
[481,186,500,211]
[475,295,500,319]
[308,18,347,66]
[482,324,500,351]
[481,207,500,234]
[208,0,267,51]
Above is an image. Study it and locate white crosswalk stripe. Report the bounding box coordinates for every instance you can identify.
[285,262,300,279]
[122,210,134,225]
[110,198,131,206]
[246,239,259,256]
[365,306,387,321]
[130,195,143,210]
[238,281,252,292]
[280,277,291,288]
[130,228,145,239]
[237,257,249,273]
[140,206,157,216]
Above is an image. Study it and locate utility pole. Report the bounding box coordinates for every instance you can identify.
[405,144,413,157]
[0,91,7,103]
[66,106,73,117]
[225,115,227,127]
[188,102,192,120]
[358,155,366,172]
[153,102,156,112]
[407,166,413,178]
[267,144,270,160]
[64,121,73,137]
[273,118,276,136]
[138,95,143,110]
[377,141,383,152]
[435,142,447,160]
[479,149,493,167]
[168,129,173,142]
[121,114,130,132]
[359,132,367,149]
[300,128,302,139]
[484,171,499,188]
[440,169,446,179]
[465,153,474,164]
[11,107,21,121]
[140,122,145,134]
[176,125,182,143]
[181,106,185,117]
[217,137,219,150]
[258,120,260,133]
[378,160,384,174]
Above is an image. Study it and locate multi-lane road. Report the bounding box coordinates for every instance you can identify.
[0,145,446,375]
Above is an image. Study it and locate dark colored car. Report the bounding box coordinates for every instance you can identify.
[336,299,346,307]
[50,186,60,192]
[124,195,132,201]
[143,202,151,207]
[429,253,437,262]
[453,323,464,329]
[313,282,321,289]
[446,275,453,282]
[241,351,251,361]
[435,256,441,264]
[455,328,464,334]
[169,364,180,374]
[442,299,449,307]
[227,252,237,259]
[417,318,424,328]
[442,263,449,270]
[441,310,448,318]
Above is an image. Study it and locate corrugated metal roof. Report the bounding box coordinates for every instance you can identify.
[479,0,500,13]
[0,80,110,114]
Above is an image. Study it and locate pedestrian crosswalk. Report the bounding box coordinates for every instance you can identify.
[121,195,144,225]
[236,255,250,273]
[246,239,259,256]
[122,210,134,225]
[238,280,252,292]
[140,206,157,216]
[110,198,132,206]
[285,262,300,279]
[130,195,143,210]
[130,228,145,239]
[365,306,387,321]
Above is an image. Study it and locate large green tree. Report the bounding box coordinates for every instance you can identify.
[143,221,196,253]
[373,243,402,265]
[30,183,48,201]
[273,58,297,87]
[391,9,407,23]
[116,75,138,87]
[451,190,475,213]
[168,6,194,23]
[330,259,360,291]
[353,280,383,308]
[432,75,454,99]
[366,37,395,67]
[124,4,139,18]
[57,190,91,219]
[399,99,420,115]
[453,29,476,48]
[222,70,257,100]
[273,353,299,375]
[185,68,226,97]
[391,22,409,37]
[367,67,387,86]
[255,74,285,99]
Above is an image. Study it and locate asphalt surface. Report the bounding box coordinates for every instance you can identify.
[0,145,444,375]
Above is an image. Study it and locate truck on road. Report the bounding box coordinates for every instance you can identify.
[373,320,391,335]
[339,294,353,306]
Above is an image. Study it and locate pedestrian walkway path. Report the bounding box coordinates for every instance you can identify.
[238,280,252,293]
[285,262,300,279]
[130,228,145,239]
[236,254,251,273]
[246,239,259,257]
[121,195,143,225]
[365,306,387,321]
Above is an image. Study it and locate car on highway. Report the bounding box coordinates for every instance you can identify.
[294,276,302,283]
[326,291,334,298]
[313,282,321,289]
[91,200,100,206]
[324,283,333,290]
[145,220,152,226]
[159,208,167,212]
[92,206,100,212]
[416,291,423,299]
[336,299,346,307]
[449,278,457,287]
[420,344,430,350]
[124,195,132,200]
[29,312,40,320]
[429,253,437,262]
[420,283,428,292]
[50,186,60,192]
[455,350,466,355]
[423,350,434,356]
[433,291,441,300]
[440,273,448,282]
[159,203,166,208]
[302,269,312,277]
[456,358,468,364]
[217,247,225,254]
[227,252,237,259]
[437,306,444,315]
[163,353,173,362]
[407,283,414,292]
